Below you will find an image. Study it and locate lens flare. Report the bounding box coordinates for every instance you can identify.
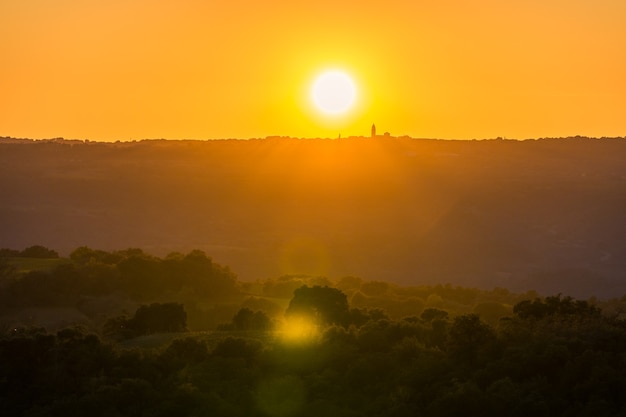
[278,316,319,343]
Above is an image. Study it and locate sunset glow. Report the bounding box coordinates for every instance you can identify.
[1,1,625,140]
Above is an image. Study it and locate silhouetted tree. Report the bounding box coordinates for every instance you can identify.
[0,248,20,257]
[102,315,133,341]
[349,307,389,327]
[514,295,600,320]
[447,314,497,365]
[421,308,449,322]
[20,245,58,258]
[69,246,122,265]
[129,302,187,335]
[231,308,273,331]
[286,285,350,326]
[117,253,162,298]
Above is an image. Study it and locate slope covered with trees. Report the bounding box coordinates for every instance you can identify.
[1,245,566,332]
[2,245,626,415]
[2,290,626,416]
[1,137,626,298]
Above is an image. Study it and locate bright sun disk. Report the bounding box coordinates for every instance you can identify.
[311,70,356,115]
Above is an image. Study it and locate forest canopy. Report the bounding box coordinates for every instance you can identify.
[2,245,626,416]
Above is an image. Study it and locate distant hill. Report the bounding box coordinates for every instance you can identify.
[1,136,625,298]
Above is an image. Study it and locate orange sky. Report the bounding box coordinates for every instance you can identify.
[2,0,625,141]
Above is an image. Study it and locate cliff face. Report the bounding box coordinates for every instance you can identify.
[2,137,625,298]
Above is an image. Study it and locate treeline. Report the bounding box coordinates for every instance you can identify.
[2,293,626,416]
[3,246,626,332]
[0,245,59,259]
[103,302,188,340]
[0,246,241,330]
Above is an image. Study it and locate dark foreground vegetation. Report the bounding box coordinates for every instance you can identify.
[2,247,626,416]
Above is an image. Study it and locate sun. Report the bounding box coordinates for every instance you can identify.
[311,70,357,115]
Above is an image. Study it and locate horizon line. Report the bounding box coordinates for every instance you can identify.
[2,134,625,144]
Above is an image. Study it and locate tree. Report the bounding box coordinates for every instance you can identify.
[513,295,600,320]
[421,308,449,322]
[349,307,389,327]
[447,314,497,365]
[170,250,239,299]
[473,302,512,325]
[54,327,115,389]
[20,245,58,258]
[0,248,20,257]
[102,315,133,341]
[129,302,187,335]
[69,246,121,265]
[160,337,209,373]
[231,307,273,331]
[286,285,350,326]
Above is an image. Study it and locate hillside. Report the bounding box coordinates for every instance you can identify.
[1,136,625,297]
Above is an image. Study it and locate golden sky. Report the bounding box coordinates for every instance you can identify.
[2,0,625,140]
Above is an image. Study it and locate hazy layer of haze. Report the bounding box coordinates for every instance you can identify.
[1,137,625,298]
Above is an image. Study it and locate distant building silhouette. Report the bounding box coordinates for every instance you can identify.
[371,124,376,138]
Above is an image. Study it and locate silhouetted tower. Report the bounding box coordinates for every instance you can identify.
[371,124,376,138]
